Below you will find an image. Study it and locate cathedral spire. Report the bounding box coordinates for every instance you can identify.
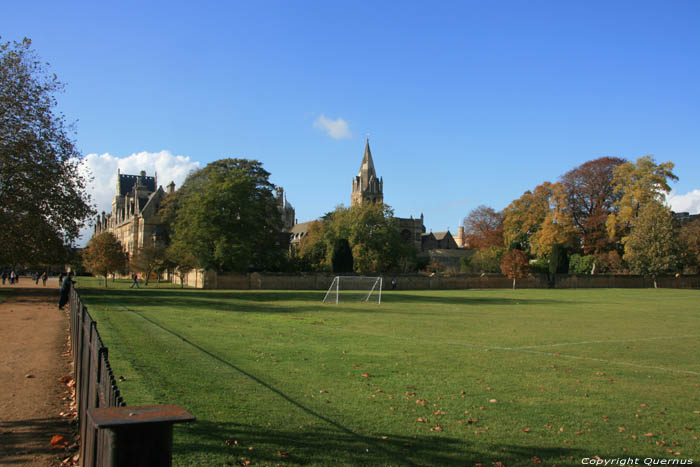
[351,139,383,207]
[358,138,377,184]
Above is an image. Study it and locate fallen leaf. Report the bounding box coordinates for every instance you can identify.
[488,399,498,403]
[523,428,531,433]
[532,457,542,464]
[617,427,626,432]
[25,374,35,379]
[416,398,425,406]
[50,435,66,448]
[640,403,648,407]
[380,436,388,440]
[361,373,371,378]
[277,450,289,458]
[644,433,654,437]
[416,418,427,423]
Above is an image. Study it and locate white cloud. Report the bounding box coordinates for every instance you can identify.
[666,189,700,214]
[76,150,200,245]
[313,114,351,139]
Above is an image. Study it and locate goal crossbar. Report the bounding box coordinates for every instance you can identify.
[322,276,382,304]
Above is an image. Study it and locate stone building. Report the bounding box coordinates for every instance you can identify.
[351,140,384,206]
[274,187,296,231]
[94,170,171,257]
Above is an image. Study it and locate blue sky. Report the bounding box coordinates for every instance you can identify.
[4,1,700,242]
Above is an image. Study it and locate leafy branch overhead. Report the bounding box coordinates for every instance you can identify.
[0,37,94,265]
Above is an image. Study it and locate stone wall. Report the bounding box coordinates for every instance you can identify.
[184,271,700,290]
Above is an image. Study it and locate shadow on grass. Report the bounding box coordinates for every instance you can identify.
[175,419,591,466]
[76,288,573,315]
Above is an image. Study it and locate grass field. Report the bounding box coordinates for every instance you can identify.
[75,278,700,466]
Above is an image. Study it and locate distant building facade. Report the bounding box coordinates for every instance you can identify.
[94,170,170,257]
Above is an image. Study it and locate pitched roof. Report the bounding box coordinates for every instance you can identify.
[433,231,453,241]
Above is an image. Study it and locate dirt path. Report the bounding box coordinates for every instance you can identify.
[0,279,75,466]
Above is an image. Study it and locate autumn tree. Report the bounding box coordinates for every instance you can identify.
[500,249,530,290]
[168,159,284,273]
[0,38,94,266]
[560,157,626,254]
[502,182,576,257]
[462,206,503,249]
[296,221,327,271]
[624,201,679,288]
[130,243,167,285]
[82,232,128,287]
[606,155,677,245]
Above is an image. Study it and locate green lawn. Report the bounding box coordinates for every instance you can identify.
[76,278,700,466]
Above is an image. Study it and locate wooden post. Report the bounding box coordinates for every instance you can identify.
[88,404,195,467]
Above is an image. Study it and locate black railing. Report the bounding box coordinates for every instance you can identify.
[69,287,194,467]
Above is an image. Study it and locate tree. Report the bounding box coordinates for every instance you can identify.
[331,238,354,273]
[462,206,503,249]
[130,243,167,285]
[678,219,700,274]
[166,243,199,288]
[82,232,128,287]
[296,203,413,274]
[606,155,677,245]
[560,157,626,254]
[460,246,504,273]
[624,201,679,288]
[502,182,576,257]
[549,243,569,276]
[0,38,94,266]
[500,249,529,290]
[169,159,284,273]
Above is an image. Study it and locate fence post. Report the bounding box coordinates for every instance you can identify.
[88,405,195,467]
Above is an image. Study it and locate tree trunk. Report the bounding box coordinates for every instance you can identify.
[104,275,108,287]
[512,277,516,290]
[653,278,658,289]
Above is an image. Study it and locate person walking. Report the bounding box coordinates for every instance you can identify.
[130,273,140,289]
[58,272,74,309]
[1,271,6,285]
[41,271,48,286]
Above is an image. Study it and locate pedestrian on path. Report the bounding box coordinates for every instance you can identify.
[58,272,74,309]
[41,271,48,286]
[130,273,140,289]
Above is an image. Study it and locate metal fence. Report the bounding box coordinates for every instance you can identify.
[69,287,193,467]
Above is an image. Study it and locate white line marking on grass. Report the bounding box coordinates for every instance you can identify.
[513,348,700,376]
[512,335,698,350]
[322,326,700,376]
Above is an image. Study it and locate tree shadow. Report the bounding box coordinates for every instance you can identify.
[174,419,594,466]
[0,417,73,465]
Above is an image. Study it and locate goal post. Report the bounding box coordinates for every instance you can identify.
[322,276,383,304]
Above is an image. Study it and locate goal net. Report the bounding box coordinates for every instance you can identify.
[323,276,383,304]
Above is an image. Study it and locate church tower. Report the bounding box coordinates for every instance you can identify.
[351,139,383,207]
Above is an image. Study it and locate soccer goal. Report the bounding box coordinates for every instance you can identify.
[323,276,383,304]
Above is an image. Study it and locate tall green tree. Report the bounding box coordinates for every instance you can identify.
[624,201,679,288]
[297,203,414,274]
[0,38,94,266]
[82,232,128,287]
[169,159,284,273]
